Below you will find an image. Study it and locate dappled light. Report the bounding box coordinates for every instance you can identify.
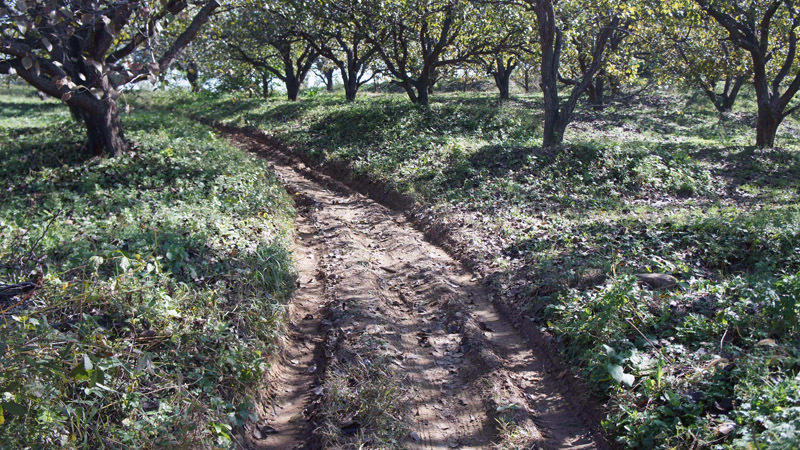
[3,0,800,448]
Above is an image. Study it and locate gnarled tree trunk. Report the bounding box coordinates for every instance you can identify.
[285,74,301,101]
[323,68,334,91]
[416,78,430,106]
[72,99,129,157]
[344,75,359,102]
[492,56,516,100]
[756,104,783,148]
[587,76,605,110]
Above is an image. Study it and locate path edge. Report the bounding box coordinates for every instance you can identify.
[200,118,612,449]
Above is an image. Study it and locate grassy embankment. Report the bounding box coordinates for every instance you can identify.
[0,86,296,448]
[167,86,800,448]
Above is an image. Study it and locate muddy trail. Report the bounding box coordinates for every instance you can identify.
[225,127,606,450]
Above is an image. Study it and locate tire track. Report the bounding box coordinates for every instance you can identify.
[221,126,606,449]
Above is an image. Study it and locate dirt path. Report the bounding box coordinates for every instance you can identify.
[226,128,605,449]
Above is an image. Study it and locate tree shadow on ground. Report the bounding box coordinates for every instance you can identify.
[0,98,64,117]
[692,145,800,195]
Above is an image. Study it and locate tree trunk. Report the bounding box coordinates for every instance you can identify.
[416,79,430,106]
[344,79,358,101]
[714,75,745,113]
[540,43,562,145]
[494,72,511,100]
[537,2,563,147]
[75,99,129,157]
[343,68,359,102]
[399,80,418,103]
[493,56,515,100]
[756,105,782,148]
[587,77,605,110]
[324,68,334,91]
[286,75,300,101]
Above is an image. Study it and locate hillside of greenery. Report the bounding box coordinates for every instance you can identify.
[0,86,297,448]
[164,87,800,448]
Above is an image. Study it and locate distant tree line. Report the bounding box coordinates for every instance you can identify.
[3,0,800,153]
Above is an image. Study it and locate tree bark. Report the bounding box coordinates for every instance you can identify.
[286,75,300,101]
[416,79,430,106]
[398,80,418,103]
[494,72,511,100]
[720,76,744,112]
[73,99,129,157]
[492,56,515,100]
[538,3,563,147]
[535,0,621,147]
[756,104,782,148]
[344,75,358,101]
[587,76,605,110]
[186,62,200,93]
[324,68,334,91]
[715,75,744,113]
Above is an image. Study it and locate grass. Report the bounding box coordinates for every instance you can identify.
[164,84,800,448]
[0,85,296,448]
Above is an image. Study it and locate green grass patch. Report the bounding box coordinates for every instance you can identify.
[0,86,296,448]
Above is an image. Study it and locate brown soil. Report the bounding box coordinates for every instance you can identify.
[221,126,608,450]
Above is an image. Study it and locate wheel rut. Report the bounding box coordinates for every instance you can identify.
[223,127,605,450]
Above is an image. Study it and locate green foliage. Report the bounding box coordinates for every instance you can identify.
[0,87,296,448]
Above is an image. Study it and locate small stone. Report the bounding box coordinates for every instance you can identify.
[252,424,278,439]
[635,273,678,289]
[717,422,736,435]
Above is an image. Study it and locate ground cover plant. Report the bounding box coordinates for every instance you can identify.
[167,86,800,448]
[0,85,296,448]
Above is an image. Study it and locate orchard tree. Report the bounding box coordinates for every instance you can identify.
[294,0,379,101]
[312,58,336,91]
[658,3,749,113]
[487,54,518,99]
[558,3,640,111]
[217,0,317,101]
[471,7,536,99]
[523,0,635,147]
[696,0,800,148]
[0,0,219,156]
[511,57,539,93]
[358,0,504,105]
